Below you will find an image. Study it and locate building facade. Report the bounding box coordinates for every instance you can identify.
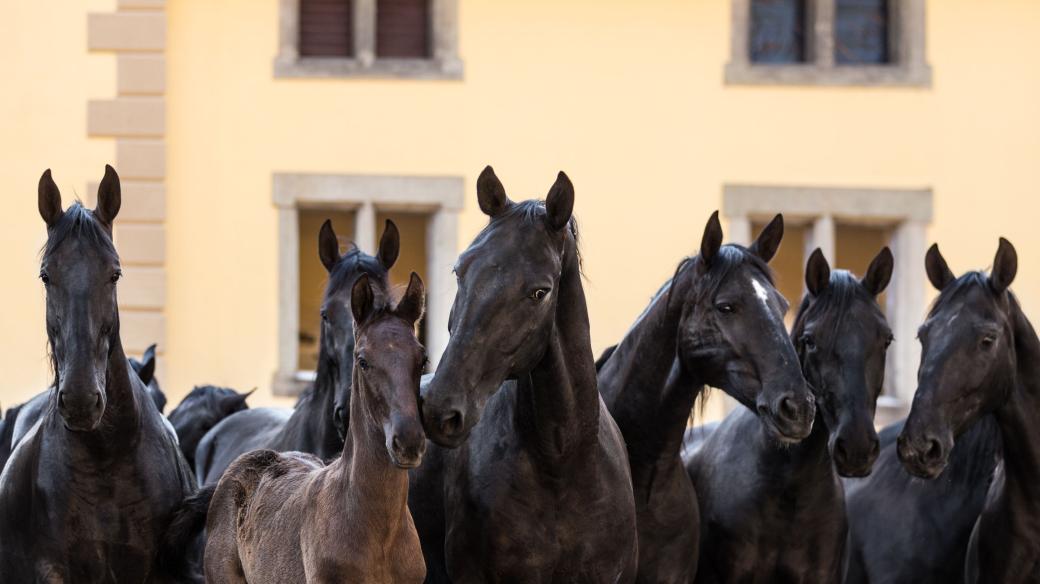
[1,0,1038,424]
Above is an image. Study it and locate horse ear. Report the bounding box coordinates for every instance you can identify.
[805,248,831,296]
[378,219,400,270]
[38,169,63,228]
[477,165,511,217]
[351,273,376,326]
[136,344,157,385]
[318,220,341,273]
[700,211,723,266]
[221,388,254,413]
[396,272,426,325]
[990,237,1018,295]
[862,247,894,297]
[94,165,121,227]
[925,243,955,291]
[749,214,784,263]
[545,171,575,232]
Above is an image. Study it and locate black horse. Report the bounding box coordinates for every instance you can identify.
[0,167,195,582]
[167,385,253,470]
[0,342,168,471]
[130,343,166,413]
[898,240,1040,582]
[597,212,816,583]
[193,219,397,485]
[844,416,1001,583]
[684,247,892,583]
[410,167,639,582]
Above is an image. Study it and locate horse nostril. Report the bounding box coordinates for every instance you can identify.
[869,437,880,459]
[94,392,102,408]
[833,437,848,463]
[779,396,800,421]
[58,391,67,409]
[392,435,402,453]
[924,437,943,462]
[439,410,464,436]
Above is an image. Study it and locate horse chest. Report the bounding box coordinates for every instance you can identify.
[445,442,635,582]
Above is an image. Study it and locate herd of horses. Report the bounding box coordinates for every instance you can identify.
[0,164,1035,583]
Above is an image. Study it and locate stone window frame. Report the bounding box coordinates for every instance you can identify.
[274,0,463,79]
[725,0,932,87]
[272,173,463,396]
[723,184,933,420]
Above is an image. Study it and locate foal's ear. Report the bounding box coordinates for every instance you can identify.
[862,247,894,297]
[396,272,426,325]
[700,211,723,266]
[805,248,831,297]
[477,165,511,217]
[990,237,1018,295]
[925,243,955,291]
[351,274,376,326]
[750,214,784,263]
[545,171,575,232]
[318,219,342,273]
[137,344,157,386]
[38,169,63,228]
[378,219,400,270]
[94,165,121,228]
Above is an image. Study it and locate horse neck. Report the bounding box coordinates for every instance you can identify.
[600,270,702,470]
[753,409,833,485]
[278,344,340,457]
[517,240,600,466]
[337,372,409,523]
[994,300,1040,513]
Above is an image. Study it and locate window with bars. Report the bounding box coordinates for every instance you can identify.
[276,0,461,78]
[730,0,930,86]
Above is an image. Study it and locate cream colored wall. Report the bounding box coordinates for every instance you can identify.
[2,0,1039,417]
[0,0,116,406]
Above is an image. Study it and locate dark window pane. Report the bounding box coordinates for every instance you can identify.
[836,0,890,64]
[377,0,430,58]
[299,0,353,57]
[750,0,806,64]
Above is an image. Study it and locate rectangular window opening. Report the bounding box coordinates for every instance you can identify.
[750,0,808,64]
[376,0,431,58]
[835,0,891,64]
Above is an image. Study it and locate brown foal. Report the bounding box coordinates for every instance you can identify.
[205,272,428,583]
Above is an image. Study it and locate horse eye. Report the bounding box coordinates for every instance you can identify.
[320,310,329,323]
[803,335,817,351]
[530,288,550,301]
[111,270,122,284]
[981,335,997,349]
[39,272,50,285]
[357,357,369,371]
[716,303,735,315]
[885,335,894,349]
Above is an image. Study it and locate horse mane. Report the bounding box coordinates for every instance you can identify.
[483,199,584,274]
[791,269,885,341]
[40,203,116,262]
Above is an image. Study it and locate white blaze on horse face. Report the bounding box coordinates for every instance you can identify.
[751,278,772,315]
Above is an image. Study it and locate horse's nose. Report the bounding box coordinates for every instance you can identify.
[333,406,346,432]
[58,389,103,430]
[436,409,464,438]
[921,436,944,465]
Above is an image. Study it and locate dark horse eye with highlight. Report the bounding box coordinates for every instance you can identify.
[530,289,549,301]
[357,357,369,371]
[111,270,122,284]
[981,335,997,349]
[803,334,817,351]
[716,303,735,315]
[39,272,50,285]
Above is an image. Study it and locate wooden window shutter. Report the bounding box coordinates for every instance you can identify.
[376,0,430,58]
[299,0,354,57]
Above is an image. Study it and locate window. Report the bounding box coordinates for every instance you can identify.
[750,0,807,64]
[724,184,933,425]
[728,0,931,86]
[275,0,461,79]
[272,173,463,396]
